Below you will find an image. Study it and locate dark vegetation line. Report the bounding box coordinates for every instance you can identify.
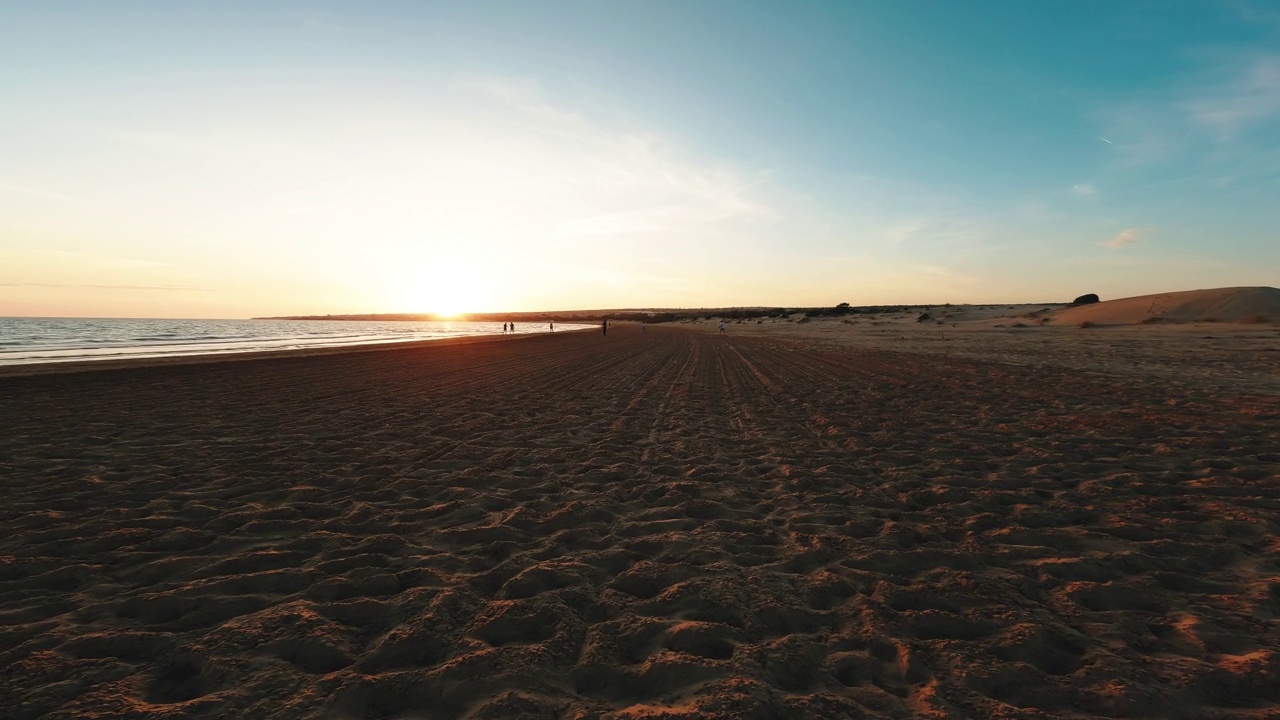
[256,301,1055,324]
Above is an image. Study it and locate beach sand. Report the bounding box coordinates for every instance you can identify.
[2,321,1279,719]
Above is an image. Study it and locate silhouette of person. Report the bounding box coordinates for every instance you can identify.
[549,321,554,332]
[602,319,608,336]
[503,322,508,333]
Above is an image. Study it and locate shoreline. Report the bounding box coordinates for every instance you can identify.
[0,327,594,379]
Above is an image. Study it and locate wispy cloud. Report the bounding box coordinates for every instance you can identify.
[0,183,81,203]
[1072,182,1098,197]
[1093,101,1181,167]
[558,206,707,237]
[1105,228,1149,248]
[0,182,114,212]
[1183,55,1280,139]
[878,216,983,249]
[0,282,212,291]
[461,76,594,140]
[458,77,776,240]
[1094,53,1280,169]
[1229,0,1280,28]
[26,249,172,269]
[882,221,924,245]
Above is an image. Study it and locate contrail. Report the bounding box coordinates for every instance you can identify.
[1099,137,1113,144]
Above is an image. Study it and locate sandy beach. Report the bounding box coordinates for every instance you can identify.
[3,320,1279,719]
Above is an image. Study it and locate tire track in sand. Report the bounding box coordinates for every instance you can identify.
[2,324,1279,719]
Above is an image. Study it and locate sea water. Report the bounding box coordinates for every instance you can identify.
[0,317,590,366]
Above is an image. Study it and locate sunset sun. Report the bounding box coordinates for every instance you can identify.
[393,262,494,317]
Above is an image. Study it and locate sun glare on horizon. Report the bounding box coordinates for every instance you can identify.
[386,261,499,318]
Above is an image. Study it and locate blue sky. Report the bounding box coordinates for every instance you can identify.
[2,1,1277,316]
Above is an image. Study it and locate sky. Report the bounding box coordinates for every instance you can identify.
[2,1,1278,318]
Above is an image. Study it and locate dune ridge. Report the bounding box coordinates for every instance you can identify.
[2,325,1278,718]
[1049,286,1280,326]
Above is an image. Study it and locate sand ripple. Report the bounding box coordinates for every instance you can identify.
[1,327,1278,718]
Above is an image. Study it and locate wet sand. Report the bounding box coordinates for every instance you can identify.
[2,323,1278,719]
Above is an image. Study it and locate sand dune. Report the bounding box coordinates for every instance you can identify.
[1049,286,1280,326]
[2,325,1279,718]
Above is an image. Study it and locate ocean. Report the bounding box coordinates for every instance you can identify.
[0,317,592,366]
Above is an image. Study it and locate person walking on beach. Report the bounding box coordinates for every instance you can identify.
[549,321,554,332]
[719,319,726,335]
[602,319,608,336]
[503,322,508,334]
